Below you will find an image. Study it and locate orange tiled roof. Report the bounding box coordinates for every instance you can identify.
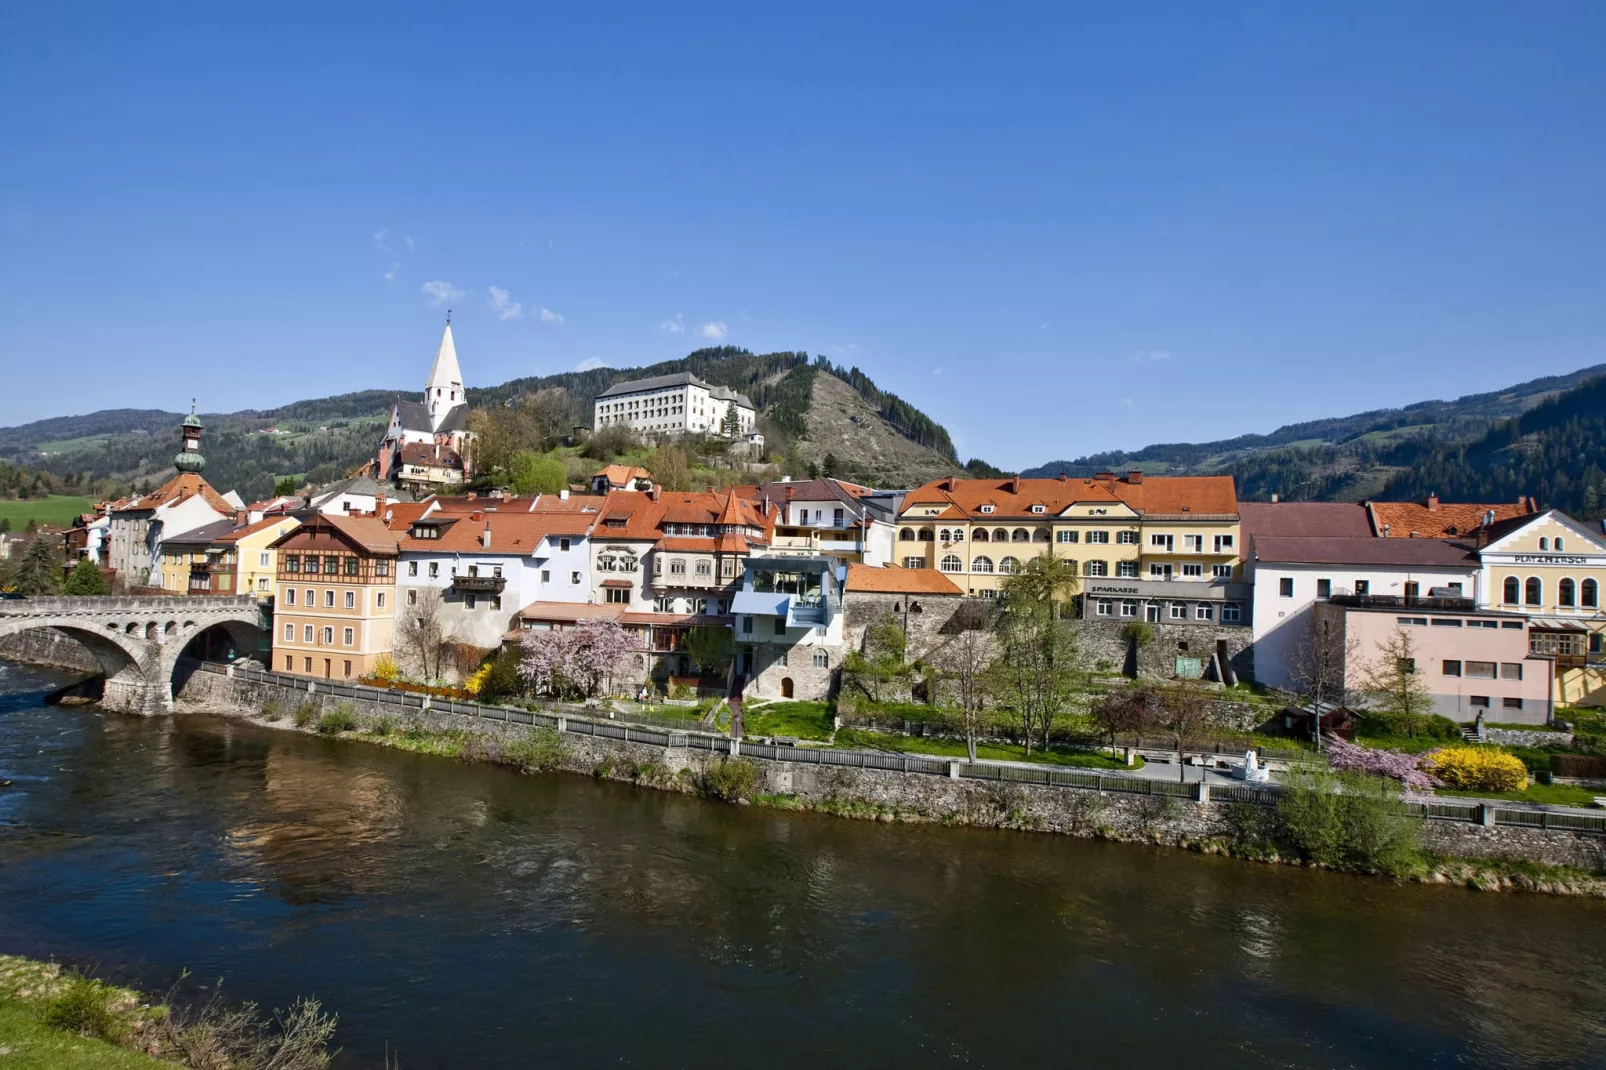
[901,473,1238,521]
[1366,497,1539,540]
[121,472,235,515]
[591,490,771,546]
[397,511,592,553]
[214,515,299,543]
[844,563,964,596]
[594,464,653,487]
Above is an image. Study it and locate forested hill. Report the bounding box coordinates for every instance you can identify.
[1023,363,1606,515]
[0,348,961,501]
[1381,374,1606,519]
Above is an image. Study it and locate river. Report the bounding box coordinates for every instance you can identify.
[1,660,1604,1068]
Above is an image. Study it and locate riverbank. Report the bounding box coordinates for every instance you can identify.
[0,953,336,1069]
[174,666,1606,896]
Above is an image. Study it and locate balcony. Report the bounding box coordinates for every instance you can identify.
[452,574,507,594]
[1329,593,1476,612]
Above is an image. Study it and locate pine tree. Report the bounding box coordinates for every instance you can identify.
[7,535,63,595]
[62,556,107,596]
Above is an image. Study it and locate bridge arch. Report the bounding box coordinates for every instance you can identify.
[0,597,263,714]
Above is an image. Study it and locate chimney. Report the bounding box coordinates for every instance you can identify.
[1057,473,1068,482]
[1426,494,1439,512]
[471,510,483,521]
[234,509,247,525]
[467,491,477,501]
[1483,509,1494,528]
[1094,470,1115,482]
[559,488,570,501]
[481,522,492,548]
[938,477,955,492]
[1381,523,1390,538]
[648,484,661,502]
[1270,493,1279,504]
[1007,476,1021,494]
[1127,470,1143,484]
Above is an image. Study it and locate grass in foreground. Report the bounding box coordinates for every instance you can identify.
[0,1003,177,1069]
[833,728,1139,770]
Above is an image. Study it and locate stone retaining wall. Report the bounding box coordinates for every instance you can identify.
[1485,727,1576,748]
[174,670,1606,873]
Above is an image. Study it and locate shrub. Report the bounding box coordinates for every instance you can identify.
[1355,710,1461,741]
[1122,622,1153,645]
[1552,753,1606,778]
[477,647,525,701]
[699,758,758,802]
[369,655,401,683]
[1427,747,1528,792]
[500,729,565,773]
[41,973,125,1042]
[292,701,318,729]
[260,699,282,722]
[462,663,492,696]
[316,705,359,735]
[1272,768,1421,876]
[367,715,395,737]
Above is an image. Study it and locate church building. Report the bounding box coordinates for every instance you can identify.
[376,320,476,492]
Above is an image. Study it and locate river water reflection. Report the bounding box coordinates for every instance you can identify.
[1,661,1604,1068]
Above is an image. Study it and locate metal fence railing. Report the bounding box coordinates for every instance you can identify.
[193,662,1606,835]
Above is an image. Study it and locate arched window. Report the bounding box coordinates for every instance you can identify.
[994,528,1008,542]
[1526,577,1543,606]
[670,558,686,575]
[1033,528,1051,542]
[1503,576,1520,604]
[938,529,950,543]
[1085,560,1108,577]
[972,528,989,542]
[1011,528,1029,543]
[940,554,963,573]
[971,555,994,574]
[950,529,964,542]
[1556,537,1566,551]
[1559,578,1576,607]
[998,556,1022,574]
[1540,537,1549,551]
[1583,579,1599,608]
[899,528,914,541]
[918,528,935,542]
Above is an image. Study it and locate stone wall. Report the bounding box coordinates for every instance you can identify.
[173,668,1606,874]
[1078,618,1253,682]
[1485,727,1575,748]
[0,628,102,673]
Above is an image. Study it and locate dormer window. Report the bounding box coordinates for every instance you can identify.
[979,504,995,514]
[410,524,441,539]
[1030,504,1045,514]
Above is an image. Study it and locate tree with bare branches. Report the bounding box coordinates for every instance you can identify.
[397,588,452,681]
[1358,627,1435,738]
[1158,678,1213,783]
[931,627,996,761]
[1290,608,1359,751]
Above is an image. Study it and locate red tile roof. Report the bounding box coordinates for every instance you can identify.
[901,473,1238,521]
[1239,502,1372,539]
[1366,497,1538,540]
[120,472,235,515]
[395,511,592,553]
[844,563,964,595]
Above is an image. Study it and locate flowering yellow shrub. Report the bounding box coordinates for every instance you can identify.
[369,655,401,684]
[1427,747,1527,792]
[463,664,492,697]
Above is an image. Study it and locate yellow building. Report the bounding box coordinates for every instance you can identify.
[894,471,1242,605]
[155,518,243,595]
[216,515,301,602]
[1474,509,1606,707]
[268,513,400,680]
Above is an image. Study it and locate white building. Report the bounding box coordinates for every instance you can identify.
[592,372,756,438]
[752,477,903,566]
[395,509,595,661]
[1241,502,1481,691]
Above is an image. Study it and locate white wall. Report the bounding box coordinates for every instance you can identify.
[1248,559,1479,690]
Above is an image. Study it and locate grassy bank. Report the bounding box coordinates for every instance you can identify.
[0,953,336,1069]
[0,495,95,531]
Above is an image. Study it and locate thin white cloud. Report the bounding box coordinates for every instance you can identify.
[574,357,609,372]
[404,235,414,253]
[658,313,685,334]
[383,262,400,283]
[700,321,728,341]
[372,228,392,253]
[930,367,943,376]
[1129,349,1172,363]
[828,343,859,356]
[487,286,525,321]
[1122,397,1135,407]
[421,280,464,306]
[539,307,565,326]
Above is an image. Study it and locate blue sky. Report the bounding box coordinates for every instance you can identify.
[2,3,1604,469]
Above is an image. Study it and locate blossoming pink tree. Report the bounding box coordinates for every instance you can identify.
[519,620,637,698]
[1324,734,1440,795]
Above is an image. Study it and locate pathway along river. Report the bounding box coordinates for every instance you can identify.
[3,661,1606,1069]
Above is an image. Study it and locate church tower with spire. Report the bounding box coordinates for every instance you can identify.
[375,318,475,488]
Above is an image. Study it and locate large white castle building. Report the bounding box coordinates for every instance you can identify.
[593,372,756,438]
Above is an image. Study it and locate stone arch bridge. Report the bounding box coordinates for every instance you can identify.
[0,596,263,714]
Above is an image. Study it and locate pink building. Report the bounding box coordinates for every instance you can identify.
[1315,599,1554,725]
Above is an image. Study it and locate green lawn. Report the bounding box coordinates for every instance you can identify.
[0,1003,177,1069]
[0,495,95,530]
[743,701,835,741]
[833,728,1140,770]
[1440,783,1603,808]
[1353,732,1463,755]
[36,435,110,456]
